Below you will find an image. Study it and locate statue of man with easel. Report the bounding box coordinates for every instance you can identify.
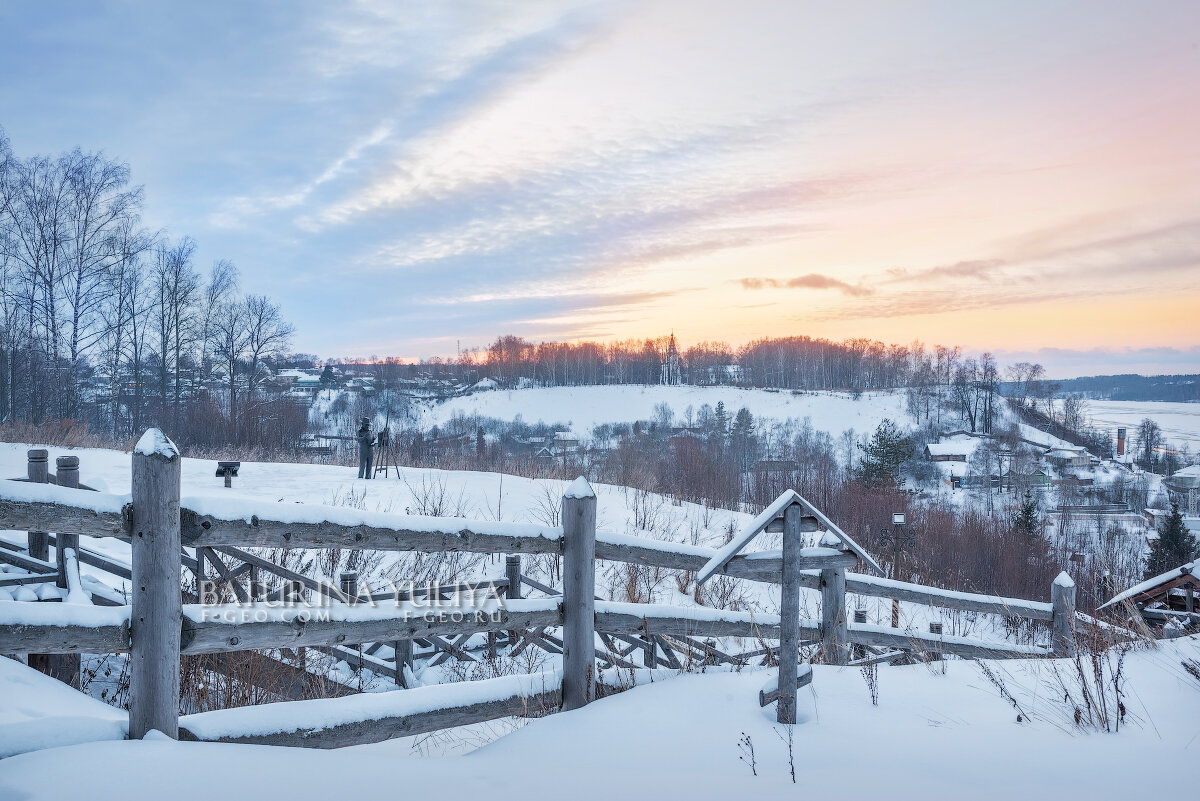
[356,416,375,479]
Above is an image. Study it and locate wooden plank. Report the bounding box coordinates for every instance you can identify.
[179,605,562,655]
[696,492,817,584]
[759,664,813,707]
[595,608,806,641]
[0,571,58,587]
[179,678,562,748]
[201,548,250,604]
[843,574,1054,621]
[0,617,130,653]
[178,508,562,555]
[847,624,1049,660]
[316,644,400,677]
[847,649,906,667]
[596,537,851,585]
[0,496,129,539]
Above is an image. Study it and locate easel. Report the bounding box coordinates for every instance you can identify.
[373,427,400,479]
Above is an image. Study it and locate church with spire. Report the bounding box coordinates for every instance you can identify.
[660,333,682,385]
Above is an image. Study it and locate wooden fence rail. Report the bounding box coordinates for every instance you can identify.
[0,429,1077,748]
[2,484,1059,622]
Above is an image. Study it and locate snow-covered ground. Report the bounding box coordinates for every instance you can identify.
[0,635,1196,799]
[1058,399,1200,452]
[416,385,908,438]
[1,440,1197,795]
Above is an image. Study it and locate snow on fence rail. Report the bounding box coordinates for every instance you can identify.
[0,430,1075,746]
[179,670,564,748]
[1,480,1057,621]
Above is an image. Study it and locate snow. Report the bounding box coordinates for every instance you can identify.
[419,385,908,439]
[924,441,972,458]
[0,479,128,513]
[180,492,564,545]
[0,601,128,628]
[1,636,1197,799]
[1056,399,1200,451]
[563,476,595,499]
[1098,561,1196,610]
[1053,570,1076,589]
[133,428,178,459]
[180,670,562,741]
[0,655,127,758]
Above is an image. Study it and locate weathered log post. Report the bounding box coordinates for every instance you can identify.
[505,554,522,646]
[643,636,658,668]
[25,449,52,676]
[130,429,182,740]
[561,477,597,711]
[52,455,82,687]
[1051,572,1077,658]
[394,639,413,687]
[54,456,81,585]
[819,533,849,666]
[26,449,49,560]
[777,502,803,724]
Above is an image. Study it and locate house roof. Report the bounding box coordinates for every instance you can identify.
[1098,561,1197,610]
[926,442,969,458]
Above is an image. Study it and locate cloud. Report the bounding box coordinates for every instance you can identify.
[885,259,1004,283]
[738,273,873,296]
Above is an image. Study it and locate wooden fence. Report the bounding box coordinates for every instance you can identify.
[0,429,1077,745]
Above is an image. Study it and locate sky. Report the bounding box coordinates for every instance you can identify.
[1,0,1198,377]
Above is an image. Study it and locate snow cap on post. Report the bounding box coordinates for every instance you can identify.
[564,476,595,499]
[1053,571,1075,589]
[135,428,179,461]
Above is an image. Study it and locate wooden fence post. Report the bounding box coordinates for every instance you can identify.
[130,429,182,740]
[52,455,82,687]
[561,477,597,711]
[778,502,802,724]
[505,554,522,646]
[820,568,848,665]
[26,449,49,560]
[643,636,658,668]
[54,456,81,584]
[819,534,849,666]
[25,449,51,677]
[1051,572,1076,658]
[394,639,413,687]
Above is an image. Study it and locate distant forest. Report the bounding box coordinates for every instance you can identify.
[1043,374,1199,403]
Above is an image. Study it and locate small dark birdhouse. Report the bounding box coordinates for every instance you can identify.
[216,461,241,487]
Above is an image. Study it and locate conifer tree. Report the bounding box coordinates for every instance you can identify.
[856,419,912,486]
[1145,501,1198,578]
[1011,490,1040,537]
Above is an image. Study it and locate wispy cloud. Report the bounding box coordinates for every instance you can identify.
[738,274,873,296]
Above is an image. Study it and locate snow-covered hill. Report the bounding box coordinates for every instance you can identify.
[0,634,1196,799]
[416,385,908,438]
